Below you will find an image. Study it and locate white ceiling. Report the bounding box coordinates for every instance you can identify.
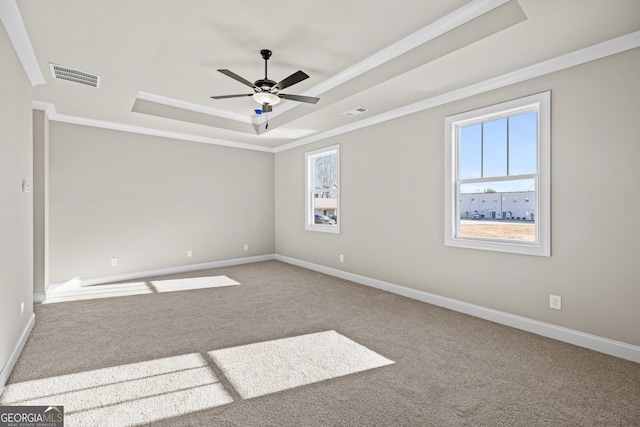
[8,0,640,151]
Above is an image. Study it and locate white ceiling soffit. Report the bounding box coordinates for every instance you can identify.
[14,0,640,152]
[0,0,44,86]
[132,0,525,136]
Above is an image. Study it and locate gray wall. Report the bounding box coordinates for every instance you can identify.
[0,23,34,379]
[33,110,48,295]
[48,123,274,282]
[275,48,640,347]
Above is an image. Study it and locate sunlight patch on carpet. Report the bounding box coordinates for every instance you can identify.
[0,353,233,426]
[209,330,395,399]
[43,275,240,303]
[43,282,153,304]
[151,275,239,293]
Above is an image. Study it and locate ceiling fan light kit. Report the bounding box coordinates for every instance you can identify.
[253,92,280,106]
[211,49,320,114]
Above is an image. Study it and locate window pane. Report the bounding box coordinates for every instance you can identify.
[314,154,338,190]
[508,112,537,175]
[312,190,338,225]
[459,124,481,179]
[307,146,339,232]
[482,118,507,177]
[458,179,536,241]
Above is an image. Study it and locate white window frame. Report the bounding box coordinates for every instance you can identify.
[305,144,340,234]
[444,92,550,256]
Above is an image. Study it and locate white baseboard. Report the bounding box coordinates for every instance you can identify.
[275,254,640,364]
[0,313,35,394]
[46,254,276,293]
[33,292,46,303]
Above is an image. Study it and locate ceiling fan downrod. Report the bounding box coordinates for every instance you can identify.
[261,49,272,80]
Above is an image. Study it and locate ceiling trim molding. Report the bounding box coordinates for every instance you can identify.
[29,30,640,155]
[304,0,512,98]
[136,91,257,125]
[137,0,513,125]
[0,0,45,86]
[272,0,515,119]
[274,30,640,153]
[32,101,274,153]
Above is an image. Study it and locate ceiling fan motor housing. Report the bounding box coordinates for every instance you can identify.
[254,79,277,92]
[260,49,272,60]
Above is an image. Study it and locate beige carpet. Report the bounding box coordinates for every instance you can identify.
[3,261,640,426]
[1,330,391,426]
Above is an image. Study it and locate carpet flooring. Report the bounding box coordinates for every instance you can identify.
[3,260,640,426]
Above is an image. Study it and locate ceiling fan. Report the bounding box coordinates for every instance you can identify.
[211,49,320,113]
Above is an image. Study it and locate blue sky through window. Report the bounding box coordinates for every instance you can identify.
[459,111,537,193]
[508,112,537,175]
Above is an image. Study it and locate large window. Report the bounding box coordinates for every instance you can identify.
[444,92,550,256]
[305,145,340,233]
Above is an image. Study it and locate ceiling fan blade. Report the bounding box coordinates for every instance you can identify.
[278,93,320,104]
[210,94,253,99]
[217,69,257,89]
[274,70,309,91]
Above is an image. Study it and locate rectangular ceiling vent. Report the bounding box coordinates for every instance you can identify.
[342,107,368,118]
[49,63,100,88]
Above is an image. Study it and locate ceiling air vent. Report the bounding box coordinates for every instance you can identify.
[342,107,368,118]
[49,63,100,88]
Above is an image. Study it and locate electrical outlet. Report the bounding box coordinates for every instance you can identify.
[187,250,193,257]
[550,295,562,310]
[339,254,344,262]
[244,244,249,251]
[111,257,118,266]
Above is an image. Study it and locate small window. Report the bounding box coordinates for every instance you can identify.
[444,92,550,256]
[305,145,340,233]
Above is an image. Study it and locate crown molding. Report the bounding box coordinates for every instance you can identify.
[32,101,274,153]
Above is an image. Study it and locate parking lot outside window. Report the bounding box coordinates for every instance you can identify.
[305,145,340,234]
[444,92,550,256]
